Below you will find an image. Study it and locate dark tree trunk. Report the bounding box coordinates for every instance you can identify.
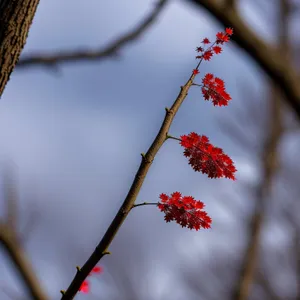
[0,0,40,97]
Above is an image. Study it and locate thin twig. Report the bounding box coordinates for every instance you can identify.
[131,202,159,209]
[61,66,199,299]
[167,135,181,142]
[17,0,169,70]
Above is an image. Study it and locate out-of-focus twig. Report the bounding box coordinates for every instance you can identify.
[231,81,283,300]
[0,171,48,300]
[256,271,282,300]
[225,0,236,8]
[60,43,200,299]
[231,1,290,299]
[17,0,168,70]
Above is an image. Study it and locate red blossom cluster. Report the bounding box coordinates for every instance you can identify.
[180,132,236,180]
[156,28,235,231]
[192,28,233,106]
[201,73,231,106]
[158,192,212,231]
[195,28,233,62]
[74,28,236,296]
[79,266,103,293]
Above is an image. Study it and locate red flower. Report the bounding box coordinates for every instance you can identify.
[212,46,222,54]
[216,31,230,44]
[88,266,103,276]
[158,192,212,230]
[80,266,103,293]
[180,132,236,180]
[201,73,231,106]
[225,27,233,35]
[202,50,213,61]
[92,266,103,273]
[202,38,210,44]
[195,28,232,61]
[79,281,89,293]
[193,69,200,75]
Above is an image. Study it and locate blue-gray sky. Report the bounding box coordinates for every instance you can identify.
[0,0,279,299]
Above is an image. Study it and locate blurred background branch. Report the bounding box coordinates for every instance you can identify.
[232,2,290,299]
[16,0,168,70]
[0,169,48,300]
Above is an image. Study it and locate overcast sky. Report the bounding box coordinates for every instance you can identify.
[0,0,281,299]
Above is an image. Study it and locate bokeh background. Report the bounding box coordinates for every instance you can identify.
[0,0,300,299]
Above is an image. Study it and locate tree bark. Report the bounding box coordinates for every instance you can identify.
[0,0,40,97]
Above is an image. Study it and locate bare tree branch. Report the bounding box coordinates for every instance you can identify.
[189,0,300,121]
[226,0,236,8]
[17,0,168,70]
[231,1,290,299]
[0,224,48,300]
[0,172,48,300]
[231,74,282,300]
[60,55,200,299]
